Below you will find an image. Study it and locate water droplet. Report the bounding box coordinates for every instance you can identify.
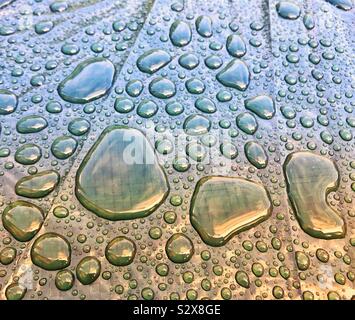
[114,97,134,114]
[5,283,26,300]
[245,95,275,120]
[76,256,101,285]
[178,53,199,70]
[226,35,246,58]
[220,142,238,159]
[185,78,205,94]
[186,142,206,162]
[216,59,250,91]
[284,152,346,239]
[51,136,78,160]
[31,233,71,270]
[183,114,211,136]
[235,271,250,288]
[55,270,75,291]
[0,89,17,115]
[295,251,310,271]
[195,16,213,38]
[244,141,268,169]
[0,247,16,265]
[236,112,258,134]
[58,58,115,104]
[166,233,194,263]
[149,77,176,99]
[75,126,169,220]
[137,99,158,118]
[205,55,223,69]
[105,236,136,266]
[165,101,184,116]
[15,170,59,198]
[326,0,352,11]
[126,79,143,97]
[34,21,54,35]
[16,116,48,134]
[15,144,42,165]
[68,118,91,136]
[137,49,171,74]
[195,97,216,113]
[190,177,272,246]
[2,201,44,242]
[276,1,301,20]
[303,14,315,30]
[169,20,192,47]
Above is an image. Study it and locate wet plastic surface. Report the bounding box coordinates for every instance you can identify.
[0,0,354,300]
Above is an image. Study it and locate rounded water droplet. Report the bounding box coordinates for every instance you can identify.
[68,118,91,136]
[114,97,134,114]
[244,141,268,169]
[76,256,101,285]
[165,101,184,116]
[51,136,78,159]
[0,89,18,115]
[15,170,60,198]
[179,53,199,70]
[149,77,176,99]
[31,233,71,270]
[15,144,42,165]
[166,233,194,263]
[16,116,48,134]
[195,16,213,38]
[183,114,211,136]
[226,35,246,58]
[169,20,192,47]
[105,236,136,266]
[236,112,258,134]
[58,58,115,104]
[276,1,301,20]
[195,97,216,113]
[5,283,26,300]
[137,100,158,118]
[55,270,75,291]
[137,49,171,74]
[2,201,44,242]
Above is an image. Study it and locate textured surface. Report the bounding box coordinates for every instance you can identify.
[0,0,354,300]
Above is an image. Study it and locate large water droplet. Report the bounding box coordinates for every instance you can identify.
[226,35,246,58]
[31,233,71,270]
[76,256,101,285]
[190,176,272,246]
[75,126,169,220]
[169,20,192,47]
[105,236,136,266]
[3,201,44,242]
[195,16,213,38]
[149,77,176,99]
[166,233,194,263]
[58,58,115,104]
[216,59,250,91]
[244,141,268,169]
[326,0,352,11]
[15,170,60,198]
[244,95,275,120]
[276,1,301,20]
[284,152,346,239]
[16,116,48,134]
[236,112,258,134]
[183,114,211,136]
[137,49,171,74]
[15,144,42,165]
[0,89,17,115]
[51,136,78,159]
